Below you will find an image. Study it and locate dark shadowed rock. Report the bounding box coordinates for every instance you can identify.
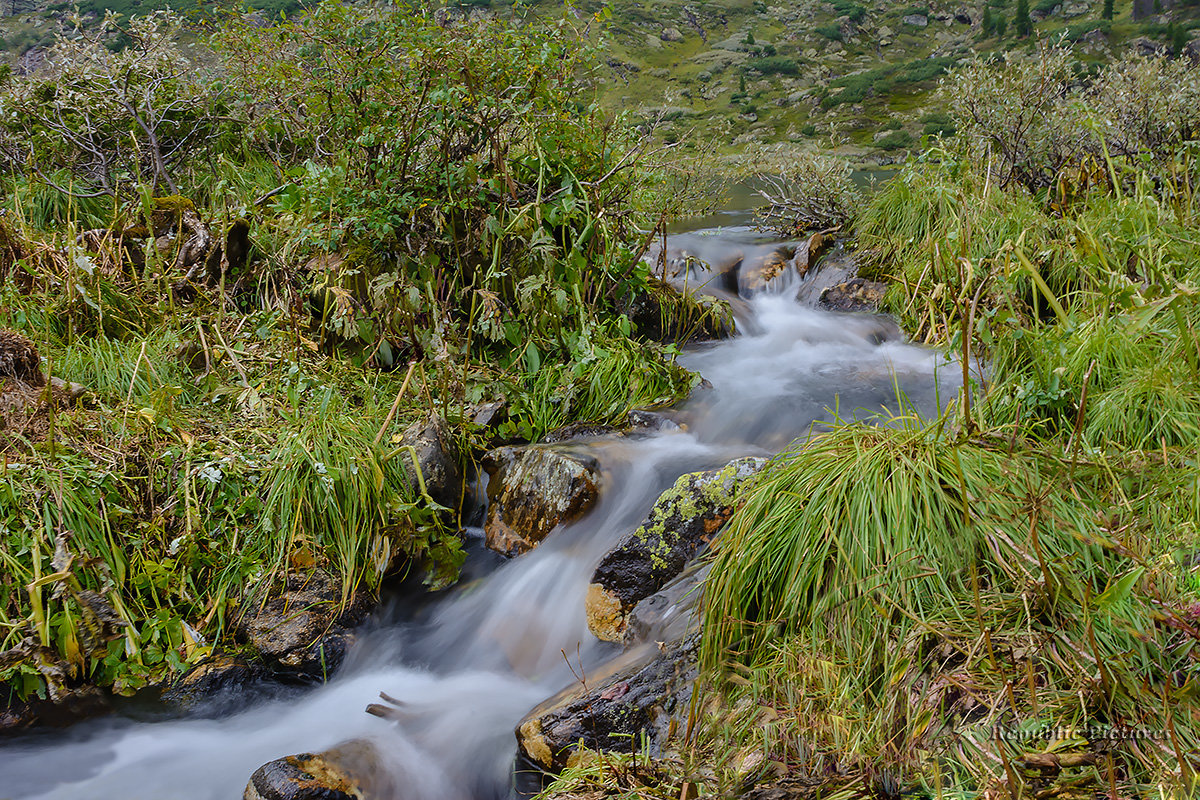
[237,571,370,680]
[395,414,464,509]
[516,637,697,773]
[586,457,764,642]
[541,422,620,443]
[818,278,887,313]
[161,654,267,712]
[245,739,393,800]
[483,445,601,556]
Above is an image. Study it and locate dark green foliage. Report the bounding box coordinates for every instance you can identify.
[822,56,958,108]
[982,6,995,35]
[829,0,867,22]
[875,129,914,149]
[815,23,843,41]
[1103,0,1114,19]
[1014,0,1033,36]
[747,56,800,75]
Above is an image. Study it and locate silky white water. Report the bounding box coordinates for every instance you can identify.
[0,227,960,800]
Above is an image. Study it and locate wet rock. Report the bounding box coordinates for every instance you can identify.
[626,409,680,434]
[469,400,507,431]
[541,422,621,443]
[237,571,370,680]
[483,445,601,557]
[161,654,266,712]
[395,414,464,509]
[586,457,765,642]
[625,561,709,648]
[818,278,888,313]
[737,249,792,297]
[516,638,697,773]
[0,329,44,387]
[245,739,394,800]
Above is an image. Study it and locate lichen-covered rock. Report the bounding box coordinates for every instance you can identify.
[516,638,697,773]
[237,571,370,680]
[244,739,392,800]
[483,445,601,557]
[586,457,765,642]
[395,414,464,509]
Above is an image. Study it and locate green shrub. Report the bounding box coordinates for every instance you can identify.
[816,23,843,41]
[875,129,914,150]
[746,56,800,75]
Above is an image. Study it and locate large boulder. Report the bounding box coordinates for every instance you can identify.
[586,457,765,643]
[237,571,370,680]
[245,739,393,800]
[516,638,697,773]
[482,445,601,557]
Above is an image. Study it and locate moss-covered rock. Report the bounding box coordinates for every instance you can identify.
[585,457,765,643]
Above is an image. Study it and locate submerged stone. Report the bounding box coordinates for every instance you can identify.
[586,457,765,642]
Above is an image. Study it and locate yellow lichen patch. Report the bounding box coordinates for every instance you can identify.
[585,582,626,642]
[519,717,554,768]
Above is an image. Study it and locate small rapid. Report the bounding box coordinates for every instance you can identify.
[0,225,960,800]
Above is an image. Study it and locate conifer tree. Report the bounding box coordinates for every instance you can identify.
[1014,0,1032,37]
[982,6,995,35]
[1102,0,1114,20]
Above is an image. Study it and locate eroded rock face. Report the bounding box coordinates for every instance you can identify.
[516,638,697,773]
[586,457,765,642]
[237,571,370,680]
[245,739,393,800]
[483,445,601,557]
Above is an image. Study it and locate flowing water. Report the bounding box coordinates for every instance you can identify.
[0,224,961,800]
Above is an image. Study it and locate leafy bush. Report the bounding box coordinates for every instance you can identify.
[943,43,1200,191]
[0,12,225,197]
